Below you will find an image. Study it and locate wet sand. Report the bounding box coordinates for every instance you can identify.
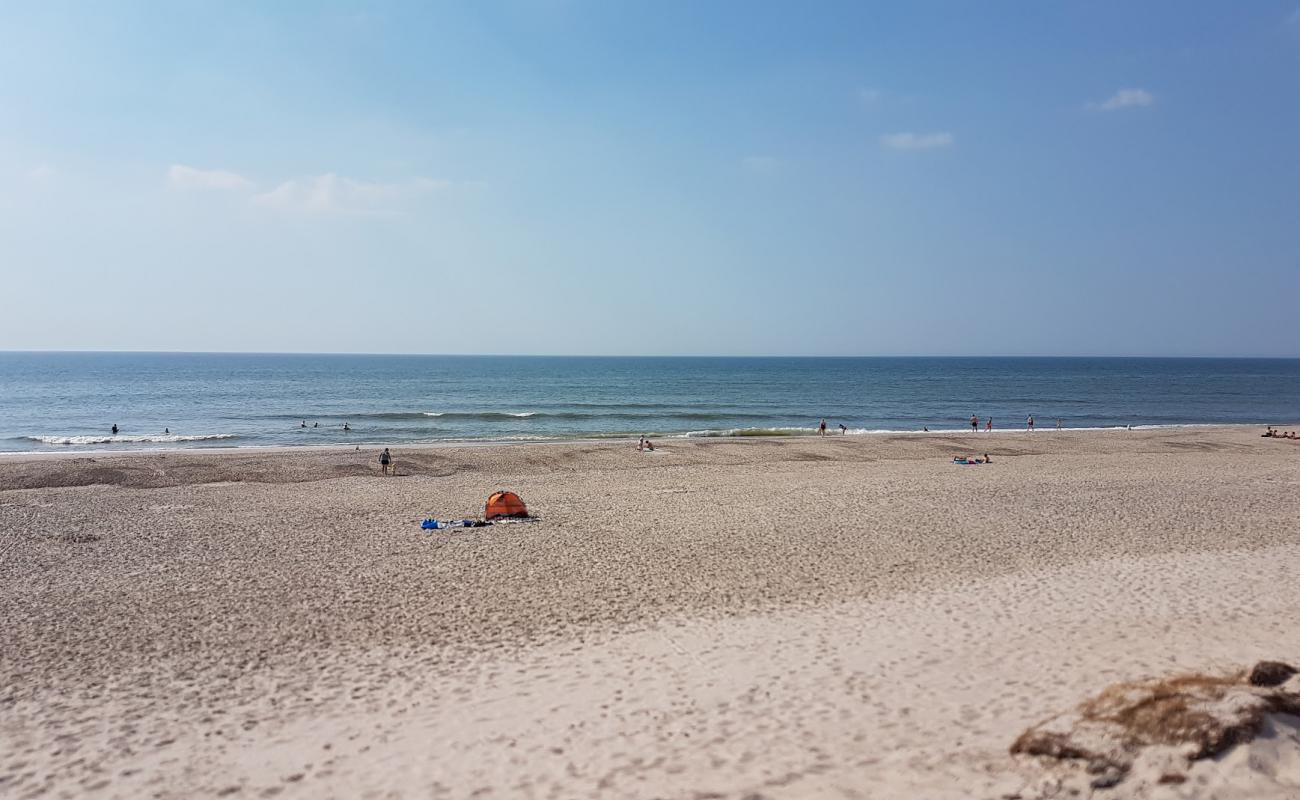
[3,427,1299,798]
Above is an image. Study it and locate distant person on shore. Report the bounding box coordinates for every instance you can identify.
[1056,418,1062,430]
[1027,415,1035,431]
[164,428,169,435]
[818,419,827,437]
[986,418,993,432]
[970,415,978,432]
[1263,427,1276,438]
[984,453,992,463]
[839,424,847,435]
[923,426,929,432]
[379,448,391,475]
[111,424,118,435]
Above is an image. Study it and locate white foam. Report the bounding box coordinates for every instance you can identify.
[28,434,238,445]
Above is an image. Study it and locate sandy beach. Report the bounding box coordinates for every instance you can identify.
[3,426,1299,798]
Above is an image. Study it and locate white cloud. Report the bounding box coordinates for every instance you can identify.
[168,164,253,191]
[858,87,882,105]
[879,132,953,151]
[1090,88,1154,112]
[164,163,450,213]
[741,156,780,174]
[251,173,448,214]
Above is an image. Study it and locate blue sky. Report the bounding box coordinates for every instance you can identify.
[2,1,1298,356]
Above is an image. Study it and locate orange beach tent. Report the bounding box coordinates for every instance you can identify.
[485,491,528,520]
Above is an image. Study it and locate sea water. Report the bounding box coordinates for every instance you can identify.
[1,353,1298,452]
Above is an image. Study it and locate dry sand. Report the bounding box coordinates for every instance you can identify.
[2,426,1299,798]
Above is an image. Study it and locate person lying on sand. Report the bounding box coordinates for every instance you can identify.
[1263,427,1276,437]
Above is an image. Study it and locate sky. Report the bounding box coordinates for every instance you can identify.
[1,1,1298,357]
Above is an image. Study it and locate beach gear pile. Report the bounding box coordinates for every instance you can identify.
[421,490,536,530]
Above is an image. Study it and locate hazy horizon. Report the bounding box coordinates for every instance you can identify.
[3,350,1299,360]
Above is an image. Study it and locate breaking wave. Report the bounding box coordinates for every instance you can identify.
[334,410,779,422]
[26,434,240,445]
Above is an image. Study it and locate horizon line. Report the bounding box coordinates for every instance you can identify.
[3,349,1300,360]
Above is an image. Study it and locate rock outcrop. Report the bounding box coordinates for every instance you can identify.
[1012,661,1300,790]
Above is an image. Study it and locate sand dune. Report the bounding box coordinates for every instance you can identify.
[2,426,1299,798]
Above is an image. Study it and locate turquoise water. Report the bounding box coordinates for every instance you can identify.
[1,353,1298,452]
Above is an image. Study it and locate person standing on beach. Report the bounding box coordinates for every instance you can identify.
[985,418,993,432]
[1056,418,1062,430]
[379,448,392,475]
[818,419,827,437]
[1027,415,1035,431]
[970,415,978,432]
[839,424,847,435]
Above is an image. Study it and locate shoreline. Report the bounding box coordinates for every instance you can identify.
[1,421,1290,461]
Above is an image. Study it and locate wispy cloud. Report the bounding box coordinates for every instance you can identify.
[1288,8,1300,24]
[251,174,449,215]
[858,87,882,105]
[168,164,253,190]
[1089,88,1154,112]
[880,132,953,151]
[164,164,450,214]
[27,164,55,183]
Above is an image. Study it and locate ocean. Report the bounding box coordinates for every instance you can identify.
[1,353,1298,452]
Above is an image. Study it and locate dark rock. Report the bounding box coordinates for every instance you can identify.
[1248,661,1297,688]
[1089,767,1123,789]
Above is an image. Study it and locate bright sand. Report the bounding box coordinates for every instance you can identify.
[3,427,1299,798]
